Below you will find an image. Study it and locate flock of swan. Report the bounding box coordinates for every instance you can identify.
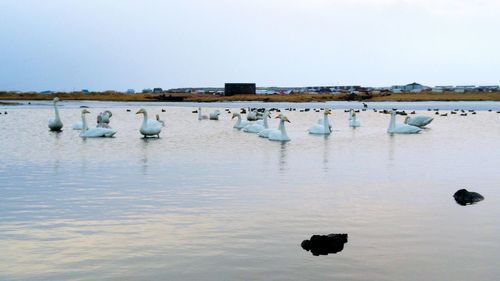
[47,97,437,140]
[48,97,164,138]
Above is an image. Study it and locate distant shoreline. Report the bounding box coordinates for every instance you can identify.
[1,91,499,103]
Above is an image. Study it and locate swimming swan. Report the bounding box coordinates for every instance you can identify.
[156,114,165,127]
[387,111,421,134]
[349,109,360,128]
[268,114,291,142]
[404,115,433,127]
[209,110,221,120]
[97,110,112,128]
[79,109,116,138]
[48,97,63,131]
[309,109,332,135]
[232,112,251,129]
[243,109,270,133]
[137,108,163,138]
[247,110,259,121]
[198,107,208,120]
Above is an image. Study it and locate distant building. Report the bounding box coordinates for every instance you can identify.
[433,86,454,93]
[153,88,163,93]
[142,88,153,93]
[454,85,476,93]
[391,83,429,93]
[477,85,499,92]
[82,89,90,94]
[224,83,256,96]
[126,89,135,94]
[256,89,277,95]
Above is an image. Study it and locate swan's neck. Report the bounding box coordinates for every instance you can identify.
[198,108,202,119]
[142,112,148,126]
[323,114,330,132]
[81,113,88,131]
[236,115,242,125]
[279,120,288,138]
[263,112,269,128]
[389,113,396,130]
[53,102,60,121]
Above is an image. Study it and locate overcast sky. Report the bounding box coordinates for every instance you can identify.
[0,0,499,91]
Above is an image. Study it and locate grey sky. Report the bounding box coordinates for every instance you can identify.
[0,0,499,91]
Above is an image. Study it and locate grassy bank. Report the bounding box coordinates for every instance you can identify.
[1,91,499,102]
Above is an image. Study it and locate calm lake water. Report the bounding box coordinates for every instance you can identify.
[1,101,499,281]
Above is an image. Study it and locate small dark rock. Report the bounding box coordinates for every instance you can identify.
[453,189,484,206]
[301,234,348,256]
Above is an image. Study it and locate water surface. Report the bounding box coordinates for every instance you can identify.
[1,102,499,280]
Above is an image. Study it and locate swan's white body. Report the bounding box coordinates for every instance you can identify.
[309,109,332,135]
[317,117,332,127]
[243,109,269,133]
[232,113,251,129]
[79,109,116,138]
[198,107,208,120]
[137,108,163,137]
[387,111,422,134]
[209,110,221,120]
[349,110,361,127]
[405,115,433,127]
[268,114,291,142]
[48,97,63,131]
[258,128,273,138]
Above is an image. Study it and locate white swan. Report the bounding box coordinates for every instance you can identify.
[243,109,270,133]
[209,110,221,120]
[387,111,422,134]
[232,112,251,129]
[247,110,259,121]
[404,115,433,127]
[309,109,332,135]
[79,109,116,138]
[97,110,112,128]
[156,114,165,127]
[349,109,360,128]
[198,107,208,120]
[48,97,63,131]
[268,114,291,142]
[137,108,163,137]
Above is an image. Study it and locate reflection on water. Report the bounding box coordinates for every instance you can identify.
[279,142,288,172]
[0,103,500,281]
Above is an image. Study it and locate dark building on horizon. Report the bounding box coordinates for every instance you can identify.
[224,83,256,96]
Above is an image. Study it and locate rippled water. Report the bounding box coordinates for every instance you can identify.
[1,101,499,280]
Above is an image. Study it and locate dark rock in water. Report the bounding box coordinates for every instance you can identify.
[454,189,484,206]
[80,106,89,108]
[301,234,348,256]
